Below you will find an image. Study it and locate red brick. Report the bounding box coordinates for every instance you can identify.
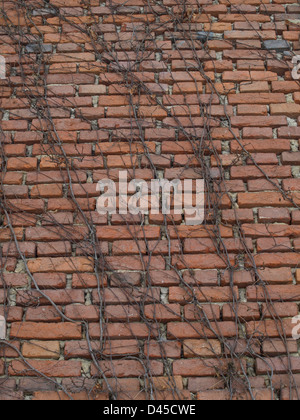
[262,302,298,319]
[172,254,235,270]
[96,226,160,241]
[26,307,62,322]
[222,209,254,224]
[281,389,300,401]
[22,341,60,359]
[144,341,181,359]
[112,240,180,255]
[10,323,81,340]
[90,323,157,340]
[182,270,219,286]
[167,322,237,339]
[292,210,300,224]
[92,360,163,378]
[37,241,72,257]
[229,93,285,104]
[169,286,239,304]
[262,339,298,356]
[223,303,260,321]
[65,340,139,359]
[240,81,269,93]
[188,377,224,392]
[1,1,299,396]
[1,273,28,288]
[148,271,180,286]
[252,253,300,268]
[258,208,290,224]
[32,273,67,289]
[221,271,254,287]
[72,273,108,288]
[282,152,300,165]
[271,103,300,118]
[30,184,63,198]
[237,104,268,116]
[79,85,106,95]
[144,304,181,322]
[257,357,300,375]
[184,304,221,321]
[104,305,140,322]
[242,127,273,139]
[105,256,165,271]
[0,228,23,242]
[9,360,82,378]
[257,268,293,284]
[184,238,253,254]
[282,179,300,191]
[173,359,226,377]
[197,389,272,401]
[0,307,23,322]
[232,166,291,180]
[7,199,45,213]
[27,257,94,273]
[232,116,287,127]
[3,172,23,185]
[242,224,300,238]
[16,290,84,306]
[278,127,300,138]
[272,81,299,92]
[257,237,292,252]
[183,340,221,358]
[92,288,160,305]
[32,391,94,401]
[3,185,28,199]
[247,285,300,302]
[25,226,87,241]
[65,305,99,322]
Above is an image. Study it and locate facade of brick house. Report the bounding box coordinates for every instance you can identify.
[0,0,299,401]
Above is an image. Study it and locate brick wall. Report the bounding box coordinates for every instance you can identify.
[0,0,300,401]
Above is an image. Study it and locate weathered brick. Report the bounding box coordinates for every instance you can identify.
[92,360,163,378]
[173,359,225,377]
[16,290,84,306]
[144,304,181,322]
[257,357,300,375]
[168,322,237,339]
[183,340,221,358]
[27,257,94,273]
[26,307,62,322]
[65,340,139,359]
[247,285,300,302]
[144,341,181,359]
[258,208,290,224]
